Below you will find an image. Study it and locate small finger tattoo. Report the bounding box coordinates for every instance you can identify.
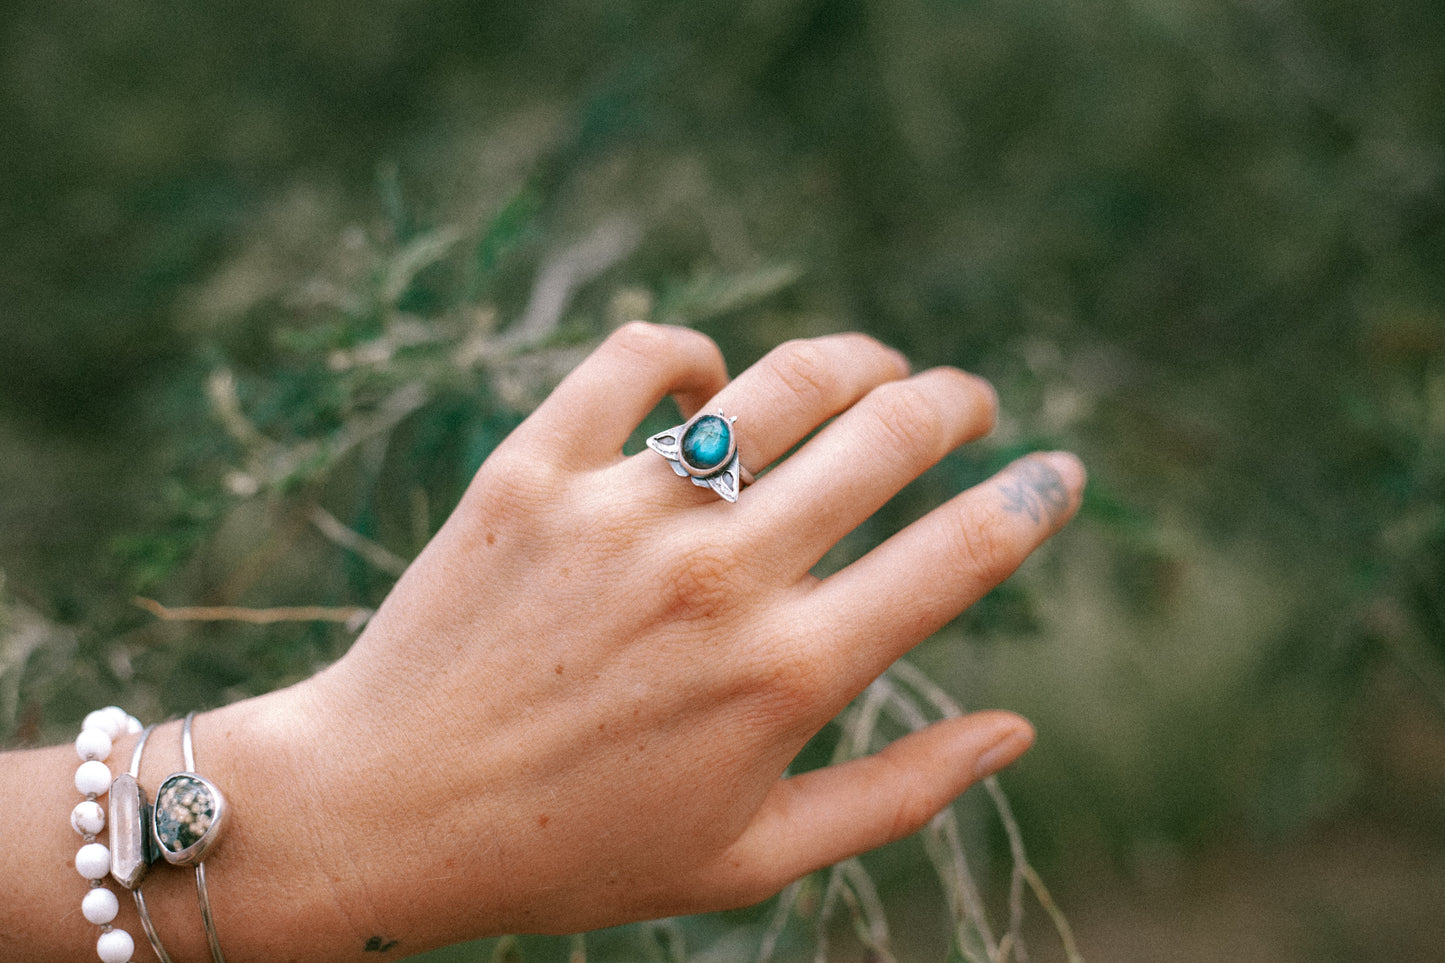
[365,936,400,952]
[998,460,1070,527]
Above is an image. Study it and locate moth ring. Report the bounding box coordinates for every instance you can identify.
[646,410,754,503]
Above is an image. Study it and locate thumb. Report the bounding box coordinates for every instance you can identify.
[715,711,1034,905]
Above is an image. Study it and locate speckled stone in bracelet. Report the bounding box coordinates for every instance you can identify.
[153,772,225,861]
[152,712,229,963]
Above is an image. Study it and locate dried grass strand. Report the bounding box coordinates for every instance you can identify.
[308,505,411,576]
[134,596,373,629]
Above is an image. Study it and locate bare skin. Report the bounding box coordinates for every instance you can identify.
[0,324,1085,961]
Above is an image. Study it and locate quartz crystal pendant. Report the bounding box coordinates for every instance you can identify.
[152,772,227,867]
[107,773,151,889]
[647,410,743,502]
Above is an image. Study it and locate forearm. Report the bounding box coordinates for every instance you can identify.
[0,326,1083,960]
[0,688,412,963]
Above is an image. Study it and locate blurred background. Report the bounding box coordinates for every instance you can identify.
[2,0,1443,959]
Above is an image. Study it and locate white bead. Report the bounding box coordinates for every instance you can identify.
[75,728,113,763]
[85,706,130,740]
[96,927,134,963]
[124,714,143,734]
[75,760,113,797]
[100,706,132,738]
[75,842,111,879]
[82,707,127,739]
[81,886,120,924]
[71,800,106,836]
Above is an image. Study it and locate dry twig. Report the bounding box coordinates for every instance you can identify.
[134,597,373,630]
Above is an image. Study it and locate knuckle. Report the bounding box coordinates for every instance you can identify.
[945,503,1018,586]
[663,541,747,623]
[459,449,562,530]
[765,339,836,409]
[751,647,829,717]
[886,782,939,842]
[609,319,669,354]
[859,746,945,844]
[869,380,947,453]
[608,320,720,368]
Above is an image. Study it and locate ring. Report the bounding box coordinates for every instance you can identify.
[647,410,753,502]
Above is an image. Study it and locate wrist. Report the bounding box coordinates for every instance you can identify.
[118,686,372,963]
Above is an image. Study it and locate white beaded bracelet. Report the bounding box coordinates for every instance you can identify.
[71,706,143,963]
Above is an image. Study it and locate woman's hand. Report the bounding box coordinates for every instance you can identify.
[65,323,1082,961]
[290,322,1082,945]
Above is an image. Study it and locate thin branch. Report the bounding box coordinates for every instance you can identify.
[889,658,967,719]
[835,676,892,764]
[756,878,804,963]
[644,919,687,963]
[507,218,641,350]
[814,866,847,963]
[308,506,411,576]
[206,368,272,452]
[1020,863,1085,963]
[984,777,1030,963]
[840,859,897,963]
[134,597,373,631]
[925,806,998,962]
[381,227,463,307]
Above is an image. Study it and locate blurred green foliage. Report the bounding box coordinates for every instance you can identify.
[2,0,1443,958]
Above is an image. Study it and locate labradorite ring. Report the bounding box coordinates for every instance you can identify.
[647,409,753,503]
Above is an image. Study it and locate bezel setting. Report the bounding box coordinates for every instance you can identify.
[151,771,228,867]
[647,409,745,502]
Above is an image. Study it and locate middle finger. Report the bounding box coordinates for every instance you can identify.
[745,366,998,576]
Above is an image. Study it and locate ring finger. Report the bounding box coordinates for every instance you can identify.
[633,333,913,500]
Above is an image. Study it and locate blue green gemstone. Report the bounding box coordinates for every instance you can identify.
[154,774,216,853]
[681,415,731,472]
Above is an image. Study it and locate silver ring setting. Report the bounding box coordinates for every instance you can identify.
[647,409,750,502]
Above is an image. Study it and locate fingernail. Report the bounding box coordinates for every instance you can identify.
[973,718,1036,780]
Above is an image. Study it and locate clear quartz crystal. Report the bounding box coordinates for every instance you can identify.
[108,773,149,889]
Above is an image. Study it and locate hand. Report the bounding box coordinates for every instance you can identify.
[169,323,1084,959]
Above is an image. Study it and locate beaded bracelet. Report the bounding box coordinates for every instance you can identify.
[71,706,142,963]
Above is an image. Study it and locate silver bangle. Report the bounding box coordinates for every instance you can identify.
[153,711,229,963]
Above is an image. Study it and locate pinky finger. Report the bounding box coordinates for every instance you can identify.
[713,711,1034,905]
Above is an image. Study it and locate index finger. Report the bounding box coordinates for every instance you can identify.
[511,322,729,465]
